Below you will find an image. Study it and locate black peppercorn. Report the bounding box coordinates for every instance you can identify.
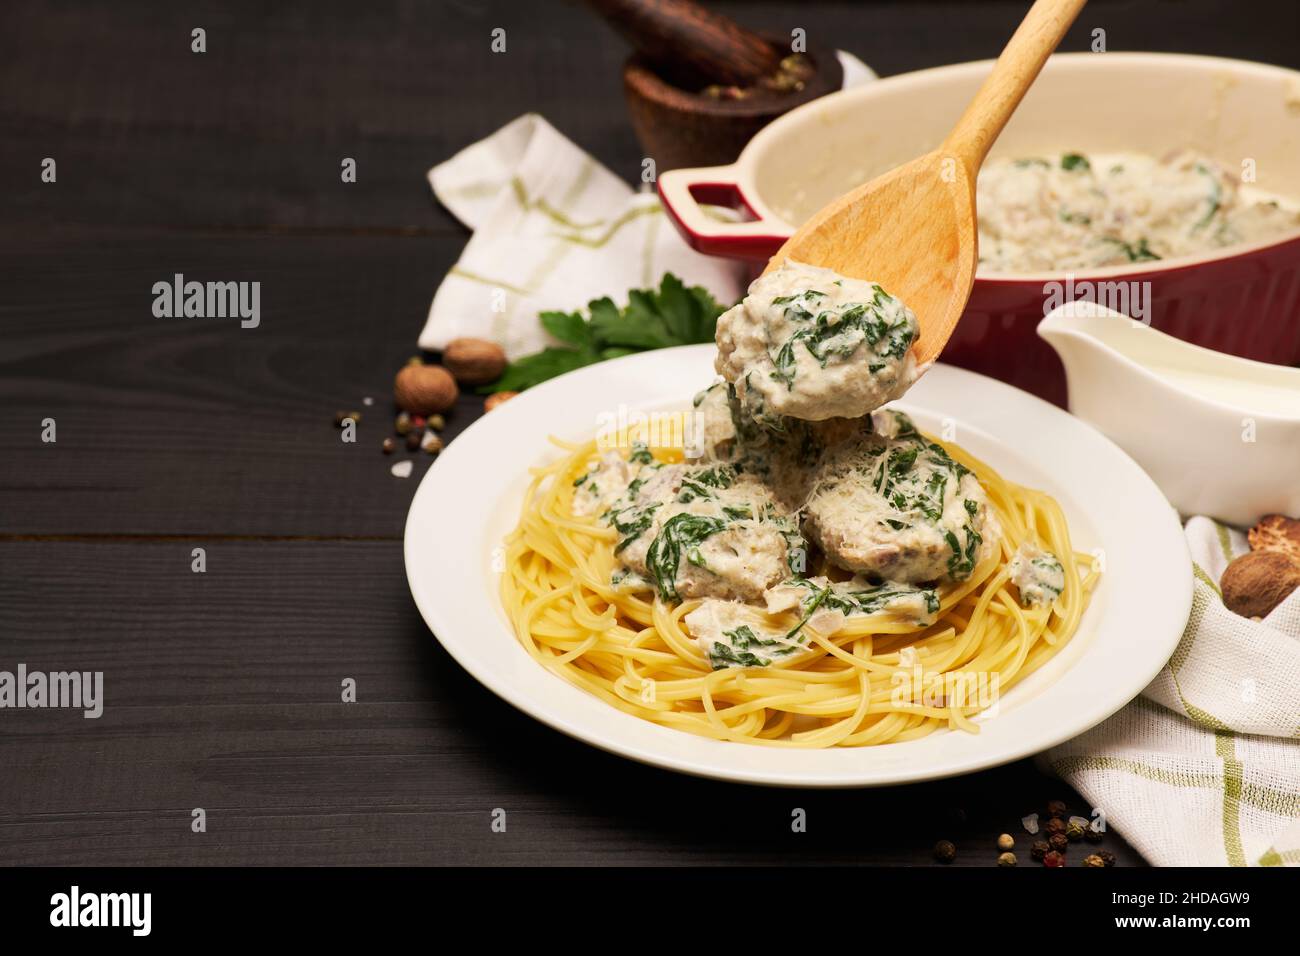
[1044,817,1067,837]
[405,430,422,451]
[1085,825,1104,844]
[1030,840,1050,861]
[381,438,396,455]
[1046,800,1068,818]
[933,840,957,864]
[1097,850,1117,867]
[1049,832,1069,853]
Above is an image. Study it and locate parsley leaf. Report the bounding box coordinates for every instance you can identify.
[481,274,729,393]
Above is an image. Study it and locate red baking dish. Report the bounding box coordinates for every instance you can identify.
[659,53,1300,405]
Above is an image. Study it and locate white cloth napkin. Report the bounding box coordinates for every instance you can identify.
[1047,517,1300,867]
[419,53,877,358]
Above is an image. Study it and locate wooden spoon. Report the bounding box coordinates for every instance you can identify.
[763,0,1087,367]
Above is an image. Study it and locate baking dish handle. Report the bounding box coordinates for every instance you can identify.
[658,166,789,261]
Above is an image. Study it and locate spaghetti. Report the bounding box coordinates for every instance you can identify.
[500,430,1099,749]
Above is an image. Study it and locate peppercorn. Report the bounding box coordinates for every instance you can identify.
[1082,853,1106,867]
[411,415,426,430]
[996,833,1014,852]
[1030,840,1050,861]
[381,438,396,455]
[395,412,412,436]
[406,355,424,367]
[1085,824,1104,844]
[1066,821,1087,842]
[1044,817,1067,836]
[1096,850,1117,867]
[997,852,1017,867]
[1043,850,1065,868]
[1046,800,1068,818]
[334,410,361,427]
[428,414,446,431]
[421,431,444,455]
[404,430,422,452]
[933,840,957,864]
[1049,833,1069,853]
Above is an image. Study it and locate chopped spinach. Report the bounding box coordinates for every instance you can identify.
[1061,152,1091,172]
[766,286,916,391]
[628,442,654,465]
[1102,237,1161,262]
[607,503,660,554]
[645,513,728,602]
[709,624,800,670]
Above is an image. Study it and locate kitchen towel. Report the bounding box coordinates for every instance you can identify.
[1047,516,1300,867]
[419,52,877,358]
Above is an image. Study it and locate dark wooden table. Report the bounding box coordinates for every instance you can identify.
[3,0,1295,867]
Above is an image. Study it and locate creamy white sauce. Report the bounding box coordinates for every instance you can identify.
[685,599,818,669]
[977,150,1300,272]
[715,261,920,423]
[1008,542,1065,608]
[803,415,992,584]
[577,266,1013,669]
[1144,364,1300,417]
[601,460,804,604]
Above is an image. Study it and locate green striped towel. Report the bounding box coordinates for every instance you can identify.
[1047,516,1300,866]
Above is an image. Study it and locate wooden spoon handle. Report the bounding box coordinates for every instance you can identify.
[943,0,1086,168]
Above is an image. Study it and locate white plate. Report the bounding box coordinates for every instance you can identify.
[404,346,1191,787]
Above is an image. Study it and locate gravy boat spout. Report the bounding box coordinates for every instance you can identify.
[1038,302,1300,526]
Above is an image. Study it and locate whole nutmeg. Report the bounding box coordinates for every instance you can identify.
[443,337,506,387]
[484,390,519,413]
[394,364,458,416]
[1221,550,1300,618]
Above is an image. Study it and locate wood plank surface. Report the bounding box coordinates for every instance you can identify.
[0,541,1143,866]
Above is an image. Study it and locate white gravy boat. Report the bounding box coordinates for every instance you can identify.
[1038,302,1300,526]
